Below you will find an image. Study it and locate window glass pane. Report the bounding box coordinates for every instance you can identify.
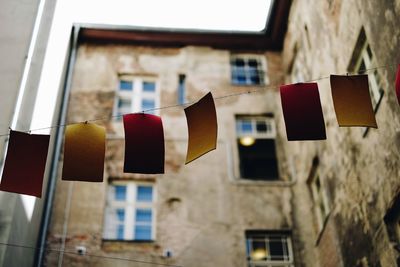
[178,75,186,104]
[117,225,124,240]
[250,75,261,85]
[248,59,259,67]
[250,240,267,260]
[240,120,253,133]
[136,209,152,223]
[366,45,373,59]
[134,225,152,240]
[142,99,155,110]
[115,185,126,201]
[233,58,245,67]
[119,80,133,91]
[137,186,153,202]
[116,209,125,222]
[359,59,366,73]
[118,98,131,109]
[256,121,267,132]
[248,66,259,77]
[269,238,287,261]
[143,81,156,92]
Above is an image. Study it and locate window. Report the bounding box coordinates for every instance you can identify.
[103,182,155,241]
[236,115,279,180]
[350,29,384,112]
[114,76,159,120]
[178,74,186,104]
[384,193,400,264]
[230,56,266,85]
[245,230,294,267]
[308,168,330,233]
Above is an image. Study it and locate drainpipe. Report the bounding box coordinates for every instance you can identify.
[35,25,80,267]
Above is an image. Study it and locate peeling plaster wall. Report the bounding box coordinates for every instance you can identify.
[281,0,400,266]
[44,45,292,267]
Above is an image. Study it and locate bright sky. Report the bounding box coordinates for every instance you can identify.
[61,0,273,31]
[31,0,273,131]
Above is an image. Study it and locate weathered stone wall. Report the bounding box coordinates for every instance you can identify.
[281,0,400,266]
[45,45,293,267]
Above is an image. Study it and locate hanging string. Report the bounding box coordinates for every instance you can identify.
[0,63,397,138]
[0,241,182,267]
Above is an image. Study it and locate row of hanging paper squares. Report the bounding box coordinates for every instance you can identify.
[1,69,400,198]
[0,92,217,197]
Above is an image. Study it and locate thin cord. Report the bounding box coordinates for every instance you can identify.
[58,182,74,267]
[0,242,182,267]
[0,63,397,138]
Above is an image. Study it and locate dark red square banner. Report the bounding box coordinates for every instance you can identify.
[123,114,165,174]
[280,82,326,141]
[0,130,50,197]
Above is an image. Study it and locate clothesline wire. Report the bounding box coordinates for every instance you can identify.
[0,63,396,138]
[0,241,183,267]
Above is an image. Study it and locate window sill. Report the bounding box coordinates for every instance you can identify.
[315,212,331,246]
[102,239,157,252]
[231,83,266,87]
[102,239,155,243]
[233,178,295,187]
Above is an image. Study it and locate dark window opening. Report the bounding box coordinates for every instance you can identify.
[238,138,279,180]
[178,74,186,104]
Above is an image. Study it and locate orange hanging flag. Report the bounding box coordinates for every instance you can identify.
[123,113,165,174]
[62,123,106,182]
[330,74,377,128]
[184,92,218,164]
[0,130,50,197]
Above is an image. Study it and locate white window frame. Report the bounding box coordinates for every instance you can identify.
[246,232,295,267]
[309,172,331,233]
[103,181,156,241]
[236,116,276,139]
[113,75,160,120]
[230,55,268,86]
[353,41,384,111]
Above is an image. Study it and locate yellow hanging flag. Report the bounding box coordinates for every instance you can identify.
[330,74,377,128]
[184,92,218,164]
[62,123,106,182]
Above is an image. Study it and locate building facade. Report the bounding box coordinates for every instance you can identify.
[44,32,298,266]
[44,0,400,267]
[281,0,400,267]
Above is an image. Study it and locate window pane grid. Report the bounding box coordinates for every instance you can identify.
[104,183,155,241]
[246,234,293,266]
[231,58,265,85]
[237,118,275,138]
[114,78,159,119]
[354,42,384,112]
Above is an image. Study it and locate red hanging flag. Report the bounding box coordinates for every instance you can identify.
[0,130,50,197]
[395,64,400,105]
[184,92,218,164]
[123,113,165,174]
[280,83,326,141]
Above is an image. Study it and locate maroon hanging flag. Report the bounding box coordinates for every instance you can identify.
[396,64,400,105]
[280,83,326,141]
[0,130,50,197]
[123,113,165,174]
